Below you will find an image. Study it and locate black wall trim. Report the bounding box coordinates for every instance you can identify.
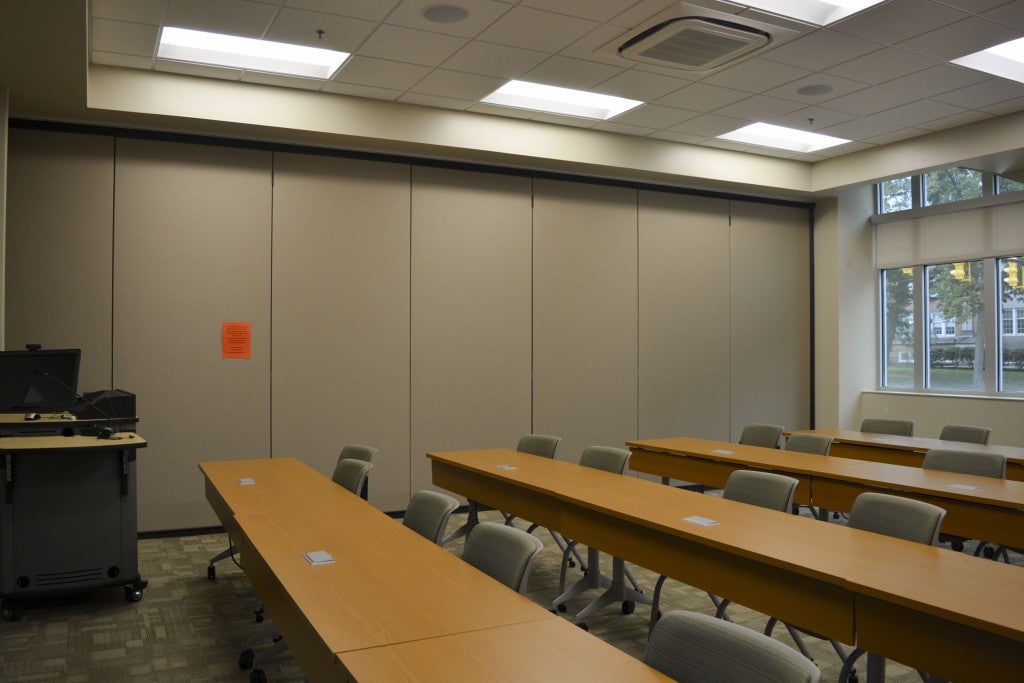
[9,117,815,211]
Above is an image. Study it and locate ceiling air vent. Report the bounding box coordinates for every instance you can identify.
[619,17,769,70]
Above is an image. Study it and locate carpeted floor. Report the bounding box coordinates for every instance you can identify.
[0,508,1016,681]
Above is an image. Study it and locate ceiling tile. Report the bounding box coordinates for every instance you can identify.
[916,109,994,131]
[610,103,700,128]
[322,81,403,100]
[817,86,919,117]
[266,8,377,52]
[91,19,159,57]
[983,0,1024,30]
[933,78,1024,107]
[332,55,432,89]
[385,0,514,38]
[592,68,690,101]
[653,82,751,112]
[165,0,278,37]
[941,0,1013,14]
[411,69,505,100]
[667,113,751,138]
[876,99,968,126]
[521,0,643,23]
[762,73,870,104]
[284,0,403,23]
[592,120,658,136]
[520,56,625,90]
[702,58,812,94]
[243,71,326,90]
[712,95,804,120]
[819,114,906,140]
[862,127,930,145]
[442,41,548,79]
[91,51,156,69]
[761,30,882,70]
[769,105,857,130]
[648,129,709,144]
[896,17,1020,60]
[825,47,939,84]
[830,0,968,45]
[358,24,468,66]
[981,94,1024,115]
[91,0,165,25]
[477,6,598,52]
[881,62,991,96]
[398,92,474,110]
[557,23,640,67]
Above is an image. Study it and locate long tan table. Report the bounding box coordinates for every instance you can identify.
[792,429,1024,481]
[626,436,1024,549]
[201,457,670,682]
[429,447,1024,682]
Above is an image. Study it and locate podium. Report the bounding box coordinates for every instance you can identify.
[0,434,147,620]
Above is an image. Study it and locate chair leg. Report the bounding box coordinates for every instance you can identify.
[441,500,481,545]
[648,574,667,637]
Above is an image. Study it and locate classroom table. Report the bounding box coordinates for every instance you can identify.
[429,447,1024,682]
[626,436,1024,549]
[791,429,1024,481]
[200,457,670,682]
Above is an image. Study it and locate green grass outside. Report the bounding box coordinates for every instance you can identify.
[884,365,1024,392]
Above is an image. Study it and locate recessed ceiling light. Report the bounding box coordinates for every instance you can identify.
[423,4,469,23]
[481,80,643,120]
[741,0,886,26]
[158,27,349,80]
[717,122,850,153]
[952,37,1024,84]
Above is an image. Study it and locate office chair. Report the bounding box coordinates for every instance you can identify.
[649,470,798,634]
[333,444,378,500]
[765,491,946,683]
[645,610,820,683]
[461,521,544,594]
[552,446,651,624]
[938,424,991,445]
[785,433,832,518]
[332,458,373,496]
[860,418,913,436]
[402,490,459,545]
[738,423,784,448]
[923,448,1008,559]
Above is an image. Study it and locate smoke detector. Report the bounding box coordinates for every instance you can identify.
[599,2,807,74]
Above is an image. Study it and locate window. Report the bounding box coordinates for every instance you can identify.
[878,176,913,213]
[996,175,1024,195]
[923,167,983,206]
[883,256,1024,395]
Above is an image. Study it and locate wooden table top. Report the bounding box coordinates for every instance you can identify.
[234,501,555,656]
[199,457,358,516]
[627,436,1024,510]
[794,429,1024,463]
[334,616,674,682]
[0,433,146,449]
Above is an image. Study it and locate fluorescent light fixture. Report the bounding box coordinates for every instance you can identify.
[741,0,886,26]
[482,80,642,120]
[952,37,1024,84]
[717,122,849,153]
[158,27,349,79]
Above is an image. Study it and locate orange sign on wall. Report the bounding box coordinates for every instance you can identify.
[222,322,252,359]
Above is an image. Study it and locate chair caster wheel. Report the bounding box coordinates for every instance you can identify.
[983,546,996,558]
[239,648,255,670]
[557,603,567,613]
[622,600,635,615]
[207,565,216,579]
[577,622,589,631]
[250,669,268,683]
[568,559,576,568]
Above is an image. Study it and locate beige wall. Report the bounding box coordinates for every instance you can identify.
[5,128,814,530]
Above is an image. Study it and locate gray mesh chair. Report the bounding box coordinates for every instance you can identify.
[785,433,832,519]
[924,448,1007,558]
[939,424,991,445]
[332,458,373,496]
[552,446,651,623]
[767,492,946,682]
[403,490,459,545]
[333,444,378,500]
[860,418,913,436]
[645,610,820,683]
[649,470,798,634]
[739,423,784,448]
[461,521,543,593]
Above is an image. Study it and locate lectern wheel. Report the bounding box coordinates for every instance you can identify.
[207,565,217,580]
[1,601,21,622]
[250,669,268,683]
[621,600,635,615]
[125,586,144,603]
[239,649,255,670]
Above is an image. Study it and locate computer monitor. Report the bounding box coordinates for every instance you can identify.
[0,348,82,413]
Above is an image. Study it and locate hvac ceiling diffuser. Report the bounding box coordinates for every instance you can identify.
[600,2,805,74]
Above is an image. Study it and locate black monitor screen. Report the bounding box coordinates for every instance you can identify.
[0,348,82,413]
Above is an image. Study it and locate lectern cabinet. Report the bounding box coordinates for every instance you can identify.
[0,434,147,619]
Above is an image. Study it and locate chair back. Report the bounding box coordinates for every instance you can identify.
[848,492,945,545]
[923,448,1006,479]
[578,445,630,474]
[644,610,820,683]
[517,434,561,459]
[723,470,798,512]
[332,458,373,495]
[938,424,991,445]
[860,418,913,436]
[461,522,543,593]
[785,433,832,456]
[738,424,784,449]
[403,490,459,545]
[338,444,378,462]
